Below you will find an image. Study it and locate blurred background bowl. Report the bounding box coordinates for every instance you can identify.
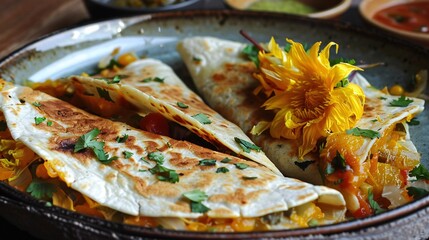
[84,0,201,19]
[224,0,352,19]
[359,0,429,46]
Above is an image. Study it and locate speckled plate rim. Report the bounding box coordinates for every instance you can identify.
[0,10,429,239]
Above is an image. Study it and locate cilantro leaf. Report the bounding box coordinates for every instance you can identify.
[183,189,208,202]
[235,163,249,170]
[346,127,381,139]
[334,78,349,88]
[26,179,56,200]
[234,137,261,153]
[192,113,212,124]
[32,102,42,107]
[407,186,429,200]
[242,44,260,67]
[149,164,179,183]
[190,202,211,213]
[220,157,231,163]
[368,189,385,214]
[123,151,133,159]
[183,189,211,213]
[74,128,101,152]
[177,102,189,109]
[116,134,128,143]
[140,77,164,83]
[74,128,116,164]
[330,57,356,66]
[409,165,429,181]
[216,167,229,173]
[34,116,46,125]
[199,159,216,166]
[389,96,413,107]
[96,87,114,102]
[147,151,164,164]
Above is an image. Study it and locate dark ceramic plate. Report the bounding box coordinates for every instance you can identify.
[0,10,429,240]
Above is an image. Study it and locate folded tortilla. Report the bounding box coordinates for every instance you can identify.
[176,36,425,213]
[0,82,346,230]
[68,58,281,175]
[177,36,323,184]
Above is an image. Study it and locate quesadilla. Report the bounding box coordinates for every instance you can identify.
[176,36,425,217]
[67,58,282,175]
[0,81,346,231]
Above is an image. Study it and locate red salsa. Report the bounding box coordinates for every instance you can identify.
[373,2,429,34]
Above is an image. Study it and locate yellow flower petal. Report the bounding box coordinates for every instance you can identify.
[254,37,365,158]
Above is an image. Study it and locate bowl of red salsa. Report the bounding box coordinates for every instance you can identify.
[359,0,429,46]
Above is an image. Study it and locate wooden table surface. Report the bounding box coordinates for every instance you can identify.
[0,0,90,60]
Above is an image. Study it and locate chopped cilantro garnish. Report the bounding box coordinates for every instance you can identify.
[32,102,42,107]
[34,116,46,125]
[149,164,179,183]
[330,57,356,66]
[116,134,128,143]
[177,102,188,109]
[308,219,319,227]
[147,151,164,164]
[389,96,413,107]
[220,157,232,163]
[235,163,249,170]
[216,167,229,173]
[407,186,429,200]
[140,77,164,83]
[234,137,261,153]
[74,128,117,164]
[183,189,208,202]
[47,121,53,126]
[192,113,212,124]
[346,127,381,139]
[74,128,103,152]
[334,78,349,88]
[26,179,56,200]
[199,159,216,166]
[409,165,429,181]
[98,75,127,84]
[183,190,211,213]
[242,45,260,67]
[123,151,133,159]
[96,87,114,102]
[368,189,385,214]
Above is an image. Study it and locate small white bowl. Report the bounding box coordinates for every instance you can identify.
[225,0,352,19]
[359,0,429,46]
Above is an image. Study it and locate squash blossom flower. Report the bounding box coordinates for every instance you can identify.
[253,37,365,159]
